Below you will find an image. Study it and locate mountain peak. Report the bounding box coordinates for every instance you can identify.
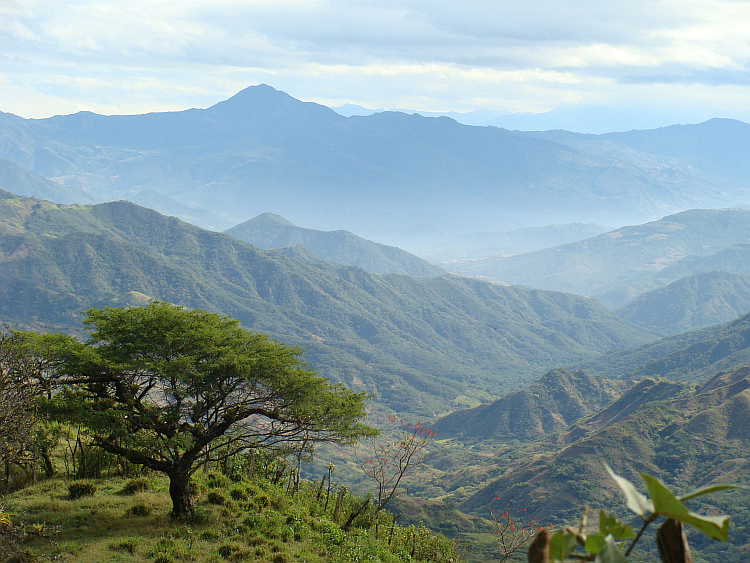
[207,84,340,122]
[251,212,297,227]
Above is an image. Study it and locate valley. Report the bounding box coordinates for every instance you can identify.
[2,87,750,562]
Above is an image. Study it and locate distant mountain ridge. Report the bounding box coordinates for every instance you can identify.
[578,311,750,383]
[462,366,750,529]
[0,189,655,417]
[0,84,742,250]
[224,213,444,277]
[446,208,750,308]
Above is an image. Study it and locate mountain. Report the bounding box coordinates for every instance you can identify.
[224,213,444,277]
[0,157,94,205]
[445,209,750,307]
[432,368,627,441]
[420,223,608,262]
[0,190,655,417]
[460,366,750,534]
[618,271,750,335]
[0,85,739,248]
[578,312,750,383]
[532,118,750,190]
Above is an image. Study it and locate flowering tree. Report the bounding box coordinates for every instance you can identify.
[358,415,436,520]
[490,505,550,562]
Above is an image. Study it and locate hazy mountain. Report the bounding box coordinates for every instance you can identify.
[432,368,627,440]
[0,157,94,205]
[0,189,654,417]
[446,209,750,306]
[578,312,750,383]
[224,213,444,277]
[418,223,608,263]
[618,271,750,335]
[532,118,750,191]
[0,85,739,248]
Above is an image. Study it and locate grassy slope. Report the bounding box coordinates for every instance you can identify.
[5,471,461,563]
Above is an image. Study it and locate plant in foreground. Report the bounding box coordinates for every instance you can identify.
[532,464,739,563]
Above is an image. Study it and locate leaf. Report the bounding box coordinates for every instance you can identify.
[594,535,627,563]
[678,512,731,542]
[584,533,606,555]
[678,483,740,503]
[549,530,577,563]
[598,511,635,540]
[605,464,653,518]
[640,473,731,541]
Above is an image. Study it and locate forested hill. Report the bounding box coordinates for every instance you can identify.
[0,189,655,417]
[224,212,445,277]
[577,311,750,383]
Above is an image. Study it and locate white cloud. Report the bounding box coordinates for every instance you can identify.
[1,0,750,125]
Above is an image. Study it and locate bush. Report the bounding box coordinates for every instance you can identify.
[128,503,152,516]
[68,481,96,499]
[121,478,150,495]
[207,491,227,506]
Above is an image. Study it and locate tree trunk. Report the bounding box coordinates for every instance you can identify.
[168,467,194,519]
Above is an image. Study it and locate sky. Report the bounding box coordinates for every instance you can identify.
[2,0,750,131]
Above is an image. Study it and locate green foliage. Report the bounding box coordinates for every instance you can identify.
[546,464,739,562]
[37,302,373,517]
[121,477,150,495]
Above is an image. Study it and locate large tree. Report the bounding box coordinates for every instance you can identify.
[43,302,373,517]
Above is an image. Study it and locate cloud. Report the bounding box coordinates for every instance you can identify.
[1,0,750,124]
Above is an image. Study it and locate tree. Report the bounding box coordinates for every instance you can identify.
[42,302,374,518]
[357,416,435,521]
[0,327,57,488]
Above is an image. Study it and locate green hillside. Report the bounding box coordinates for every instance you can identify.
[578,312,750,383]
[225,213,445,278]
[0,190,654,418]
[432,369,628,440]
[618,270,750,334]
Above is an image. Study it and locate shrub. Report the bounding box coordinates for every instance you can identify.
[110,538,138,553]
[121,478,150,495]
[128,503,152,516]
[68,481,96,499]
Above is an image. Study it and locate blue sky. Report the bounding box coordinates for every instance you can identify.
[2,0,750,130]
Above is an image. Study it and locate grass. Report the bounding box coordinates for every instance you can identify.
[4,470,461,563]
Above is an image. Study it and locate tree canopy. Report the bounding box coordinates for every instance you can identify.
[42,302,374,517]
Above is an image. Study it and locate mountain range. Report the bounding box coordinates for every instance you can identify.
[0,85,748,254]
[0,189,655,418]
[445,208,750,311]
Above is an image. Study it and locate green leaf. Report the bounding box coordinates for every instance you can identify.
[584,533,606,555]
[594,535,627,563]
[549,530,577,563]
[598,511,635,540]
[640,473,731,541]
[678,484,740,503]
[605,464,653,518]
[641,473,685,515]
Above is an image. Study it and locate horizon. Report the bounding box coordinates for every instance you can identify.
[2,2,750,132]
